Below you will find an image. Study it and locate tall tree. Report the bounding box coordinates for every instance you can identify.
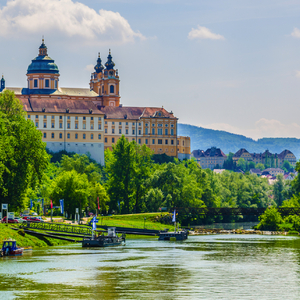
[0,90,49,211]
[273,174,285,207]
[105,136,136,213]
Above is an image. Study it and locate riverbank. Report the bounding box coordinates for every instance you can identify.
[191,228,298,235]
[0,224,74,248]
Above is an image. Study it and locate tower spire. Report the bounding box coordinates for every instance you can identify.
[105,49,115,70]
[94,52,104,73]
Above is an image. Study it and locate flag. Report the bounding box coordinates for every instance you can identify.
[30,199,33,210]
[50,200,53,209]
[97,197,100,210]
[92,216,97,231]
[172,210,176,223]
[59,199,64,214]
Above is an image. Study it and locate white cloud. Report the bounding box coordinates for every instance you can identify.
[198,118,300,140]
[0,0,145,45]
[188,26,225,40]
[85,64,95,72]
[291,27,300,38]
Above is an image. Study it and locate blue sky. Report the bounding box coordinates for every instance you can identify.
[1,0,300,139]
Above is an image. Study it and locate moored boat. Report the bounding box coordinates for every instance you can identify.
[158,230,188,241]
[82,227,125,247]
[1,239,24,256]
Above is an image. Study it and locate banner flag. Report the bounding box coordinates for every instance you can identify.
[97,197,100,210]
[30,199,33,210]
[50,200,53,209]
[59,199,64,214]
[92,216,97,231]
[172,210,176,223]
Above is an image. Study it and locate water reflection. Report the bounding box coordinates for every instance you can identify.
[0,235,300,299]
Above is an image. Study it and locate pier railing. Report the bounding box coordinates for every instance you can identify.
[20,222,92,236]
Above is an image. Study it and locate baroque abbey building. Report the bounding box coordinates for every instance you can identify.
[0,40,190,165]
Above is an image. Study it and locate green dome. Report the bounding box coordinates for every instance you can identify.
[27,41,59,74]
[27,56,59,74]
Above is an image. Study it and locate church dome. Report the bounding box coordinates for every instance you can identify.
[27,40,59,74]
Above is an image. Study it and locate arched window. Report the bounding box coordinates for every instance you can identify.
[34,79,38,88]
[45,79,49,88]
[110,85,114,93]
[102,86,104,94]
[91,134,94,139]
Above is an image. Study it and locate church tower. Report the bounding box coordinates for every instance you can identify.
[90,50,120,107]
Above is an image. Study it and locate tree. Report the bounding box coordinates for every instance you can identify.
[0,90,49,211]
[49,170,90,216]
[273,174,285,207]
[60,153,102,183]
[257,207,282,231]
[105,136,146,214]
[223,152,235,170]
[282,160,293,173]
[237,158,247,172]
[255,163,265,171]
[132,144,153,213]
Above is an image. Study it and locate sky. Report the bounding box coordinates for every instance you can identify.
[1,0,300,140]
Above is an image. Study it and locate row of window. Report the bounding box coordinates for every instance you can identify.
[38,122,101,130]
[104,137,174,145]
[104,128,175,135]
[43,133,102,140]
[106,121,174,128]
[29,115,101,121]
[33,79,58,89]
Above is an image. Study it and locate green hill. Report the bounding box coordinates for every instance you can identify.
[178,123,300,159]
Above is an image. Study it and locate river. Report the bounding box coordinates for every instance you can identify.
[1,234,300,299]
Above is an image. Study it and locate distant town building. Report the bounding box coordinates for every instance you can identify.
[233,149,296,168]
[249,168,262,175]
[192,147,227,170]
[263,168,285,176]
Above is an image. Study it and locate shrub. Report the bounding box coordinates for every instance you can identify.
[257,207,283,231]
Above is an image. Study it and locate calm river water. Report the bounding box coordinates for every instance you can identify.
[1,234,300,299]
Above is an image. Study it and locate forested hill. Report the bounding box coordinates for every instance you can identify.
[178,123,300,159]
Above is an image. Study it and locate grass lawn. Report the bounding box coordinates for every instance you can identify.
[96,212,174,231]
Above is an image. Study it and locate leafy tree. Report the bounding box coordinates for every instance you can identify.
[132,144,153,212]
[151,153,175,164]
[248,161,255,169]
[237,158,247,172]
[255,163,265,171]
[273,174,285,207]
[60,153,102,183]
[223,152,235,170]
[282,160,293,173]
[46,149,76,163]
[49,170,90,216]
[89,182,109,213]
[257,207,283,231]
[105,136,152,214]
[144,188,164,212]
[0,90,49,211]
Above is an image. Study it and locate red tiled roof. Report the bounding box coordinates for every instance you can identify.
[21,98,103,114]
[94,105,176,120]
[233,148,249,157]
